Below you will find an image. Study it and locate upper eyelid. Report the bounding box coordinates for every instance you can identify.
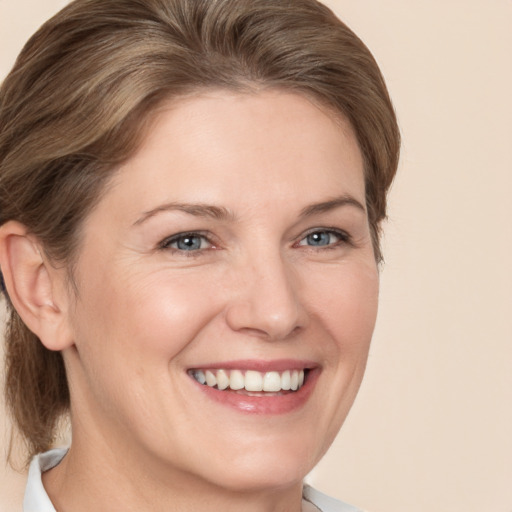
[296,226,351,241]
[301,226,348,235]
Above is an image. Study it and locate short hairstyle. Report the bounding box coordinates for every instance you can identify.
[0,0,400,462]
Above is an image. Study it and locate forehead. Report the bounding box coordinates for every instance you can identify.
[91,90,366,226]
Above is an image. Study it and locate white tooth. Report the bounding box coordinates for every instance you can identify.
[290,370,299,391]
[298,370,305,388]
[229,370,244,390]
[216,369,229,390]
[263,371,281,392]
[205,370,217,387]
[193,370,206,385]
[281,370,291,390]
[245,371,263,392]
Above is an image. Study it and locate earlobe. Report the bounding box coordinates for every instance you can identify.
[0,221,74,351]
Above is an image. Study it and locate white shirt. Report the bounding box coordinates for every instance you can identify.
[23,448,363,512]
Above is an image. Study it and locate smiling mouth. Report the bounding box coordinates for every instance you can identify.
[188,368,308,395]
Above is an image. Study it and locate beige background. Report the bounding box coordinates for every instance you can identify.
[1,1,511,511]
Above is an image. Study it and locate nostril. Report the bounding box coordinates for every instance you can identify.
[237,326,273,339]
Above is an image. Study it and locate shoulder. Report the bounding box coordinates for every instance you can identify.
[303,484,366,512]
[23,448,67,512]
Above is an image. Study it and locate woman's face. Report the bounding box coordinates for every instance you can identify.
[63,90,379,492]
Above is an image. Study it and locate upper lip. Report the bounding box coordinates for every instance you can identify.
[187,359,318,372]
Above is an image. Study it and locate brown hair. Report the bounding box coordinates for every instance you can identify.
[0,0,400,463]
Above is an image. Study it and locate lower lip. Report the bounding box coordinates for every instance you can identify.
[189,369,320,415]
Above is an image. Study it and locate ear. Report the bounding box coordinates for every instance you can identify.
[0,221,74,351]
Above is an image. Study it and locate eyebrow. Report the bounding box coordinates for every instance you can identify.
[299,195,366,217]
[134,202,235,225]
[134,194,365,226]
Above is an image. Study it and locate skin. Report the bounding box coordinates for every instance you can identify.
[10,90,379,511]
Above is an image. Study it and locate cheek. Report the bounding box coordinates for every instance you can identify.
[67,264,225,431]
[305,260,379,353]
[78,271,218,359]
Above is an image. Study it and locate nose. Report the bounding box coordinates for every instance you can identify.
[225,251,308,341]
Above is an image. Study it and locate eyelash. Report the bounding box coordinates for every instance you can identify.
[294,227,352,250]
[159,231,214,256]
[158,228,352,255]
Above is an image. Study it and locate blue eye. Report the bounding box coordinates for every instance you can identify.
[298,229,347,248]
[161,233,211,252]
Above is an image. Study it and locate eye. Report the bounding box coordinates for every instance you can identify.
[297,229,349,248]
[160,232,213,252]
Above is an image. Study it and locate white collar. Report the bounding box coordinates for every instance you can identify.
[23,448,68,512]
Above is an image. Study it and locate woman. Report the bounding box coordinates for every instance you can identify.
[0,0,400,510]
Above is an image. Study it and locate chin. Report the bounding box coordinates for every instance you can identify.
[192,434,326,493]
